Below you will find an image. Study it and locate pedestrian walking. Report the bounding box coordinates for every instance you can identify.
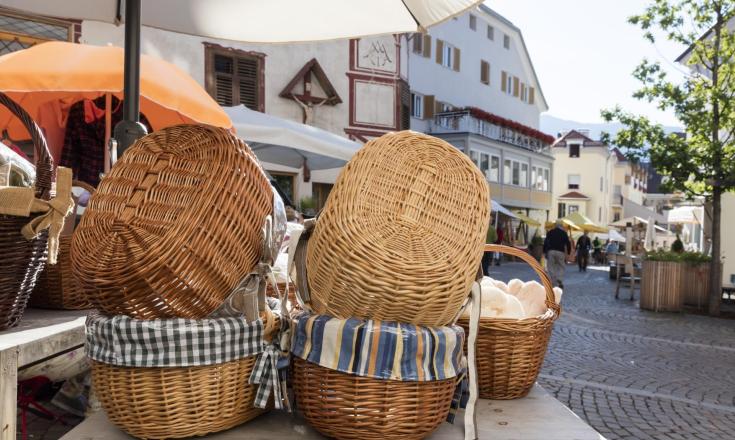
[544,220,571,288]
[576,232,592,272]
[493,225,505,266]
[482,221,497,276]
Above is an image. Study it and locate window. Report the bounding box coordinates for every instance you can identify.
[480,153,490,176]
[411,93,423,119]
[613,185,622,196]
[568,205,579,214]
[531,166,550,191]
[625,174,632,184]
[501,71,513,95]
[412,33,423,54]
[270,172,296,203]
[569,143,580,158]
[558,203,567,218]
[600,177,604,192]
[480,60,490,85]
[512,161,520,186]
[503,159,512,184]
[599,206,602,222]
[613,212,621,222]
[443,44,453,68]
[568,174,581,190]
[469,150,479,167]
[469,14,477,30]
[520,163,528,187]
[0,11,74,55]
[489,156,500,182]
[487,25,494,40]
[503,34,510,49]
[436,39,460,71]
[544,169,550,191]
[205,44,264,111]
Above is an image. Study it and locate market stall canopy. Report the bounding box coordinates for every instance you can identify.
[491,200,519,219]
[224,105,361,170]
[0,41,232,141]
[608,229,627,243]
[610,216,670,233]
[562,212,609,233]
[0,0,482,42]
[667,206,702,225]
[545,219,582,232]
[514,212,541,227]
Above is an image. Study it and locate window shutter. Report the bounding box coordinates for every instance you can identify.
[237,57,259,110]
[423,95,435,119]
[422,34,432,58]
[436,39,444,65]
[412,33,422,53]
[453,47,460,71]
[399,81,411,130]
[513,76,520,97]
[213,54,235,106]
[501,71,507,92]
[529,87,535,104]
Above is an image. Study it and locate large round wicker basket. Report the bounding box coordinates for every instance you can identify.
[71,124,272,319]
[458,244,560,400]
[305,131,490,326]
[0,92,53,331]
[91,312,279,439]
[30,181,94,310]
[293,357,456,440]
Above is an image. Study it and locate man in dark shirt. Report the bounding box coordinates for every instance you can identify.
[576,232,592,272]
[544,220,571,288]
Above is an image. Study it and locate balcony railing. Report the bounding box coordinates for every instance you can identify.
[428,110,552,153]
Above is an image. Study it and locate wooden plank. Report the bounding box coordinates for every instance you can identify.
[0,348,18,440]
[61,385,605,440]
[641,261,683,312]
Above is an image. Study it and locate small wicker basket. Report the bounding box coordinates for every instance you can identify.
[91,311,279,439]
[305,131,490,326]
[458,244,560,400]
[0,92,53,331]
[30,181,94,310]
[72,124,272,319]
[293,357,456,440]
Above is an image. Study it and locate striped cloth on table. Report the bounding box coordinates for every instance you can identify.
[291,313,465,382]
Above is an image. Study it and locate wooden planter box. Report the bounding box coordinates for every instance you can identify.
[681,262,712,310]
[641,260,684,312]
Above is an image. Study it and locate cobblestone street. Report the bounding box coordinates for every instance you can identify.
[487,262,735,440]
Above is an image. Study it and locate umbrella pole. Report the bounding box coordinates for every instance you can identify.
[104,93,111,173]
[113,0,148,160]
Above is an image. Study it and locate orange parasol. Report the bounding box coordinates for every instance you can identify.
[0,41,231,163]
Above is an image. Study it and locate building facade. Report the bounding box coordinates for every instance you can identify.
[407,5,553,233]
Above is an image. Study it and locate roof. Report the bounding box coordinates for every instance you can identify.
[611,147,628,162]
[559,191,590,200]
[478,4,549,111]
[675,15,735,63]
[552,129,607,148]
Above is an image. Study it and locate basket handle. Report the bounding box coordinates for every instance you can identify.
[484,244,560,316]
[72,180,96,195]
[0,92,53,200]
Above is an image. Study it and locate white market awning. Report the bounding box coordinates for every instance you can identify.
[491,200,519,219]
[225,105,361,170]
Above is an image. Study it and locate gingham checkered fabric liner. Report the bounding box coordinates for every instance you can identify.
[86,314,266,367]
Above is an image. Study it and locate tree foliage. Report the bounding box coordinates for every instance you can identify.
[601,0,735,199]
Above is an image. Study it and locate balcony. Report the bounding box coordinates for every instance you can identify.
[428,109,553,153]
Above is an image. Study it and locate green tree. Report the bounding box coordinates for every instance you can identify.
[601,0,735,316]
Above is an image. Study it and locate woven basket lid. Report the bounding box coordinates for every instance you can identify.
[72,124,272,319]
[306,130,490,326]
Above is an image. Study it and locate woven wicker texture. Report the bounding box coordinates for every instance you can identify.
[72,124,272,319]
[293,357,455,440]
[91,311,278,439]
[0,91,53,331]
[459,244,560,400]
[306,131,490,326]
[30,181,95,310]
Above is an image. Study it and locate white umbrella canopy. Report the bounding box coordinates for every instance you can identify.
[224,105,360,170]
[0,0,482,42]
[608,229,627,243]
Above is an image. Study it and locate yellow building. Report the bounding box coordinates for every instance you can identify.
[551,130,653,225]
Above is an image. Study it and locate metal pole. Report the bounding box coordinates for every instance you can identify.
[113,0,148,159]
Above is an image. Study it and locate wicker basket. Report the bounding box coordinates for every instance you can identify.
[72,124,272,319]
[0,92,53,331]
[305,131,490,326]
[293,357,456,440]
[30,181,94,310]
[91,311,279,439]
[459,244,560,400]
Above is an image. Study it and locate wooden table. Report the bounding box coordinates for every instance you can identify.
[0,308,88,440]
[62,385,606,440]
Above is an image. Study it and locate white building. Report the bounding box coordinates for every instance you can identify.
[407,5,553,233]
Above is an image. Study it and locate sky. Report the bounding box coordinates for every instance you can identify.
[487,0,689,127]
